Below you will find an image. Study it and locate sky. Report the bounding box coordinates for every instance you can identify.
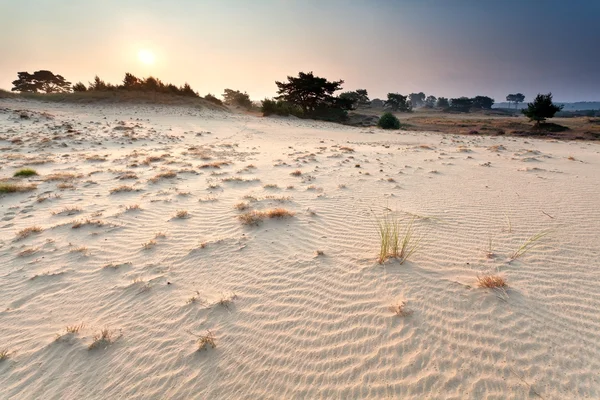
[1,0,599,102]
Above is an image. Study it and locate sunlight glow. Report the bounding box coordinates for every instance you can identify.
[138,49,155,65]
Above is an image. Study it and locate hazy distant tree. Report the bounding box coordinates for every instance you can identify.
[223,89,253,109]
[339,89,370,110]
[11,70,72,93]
[179,83,197,97]
[122,73,141,89]
[355,89,370,106]
[506,93,525,109]
[409,92,426,108]
[522,93,563,126]
[88,75,109,91]
[275,71,344,114]
[72,82,87,92]
[339,91,360,110]
[449,97,473,112]
[384,93,411,112]
[471,96,495,109]
[424,95,437,108]
[436,97,450,108]
[371,98,385,108]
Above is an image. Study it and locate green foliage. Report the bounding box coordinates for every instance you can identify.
[261,98,303,117]
[472,96,495,109]
[409,92,426,108]
[14,168,38,177]
[11,70,72,93]
[522,93,563,125]
[339,89,370,110]
[424,95,437,108]
[204,94,223,106]
[506,93,525,109]
[449,97,473,112]
[378,112,400,130]
[85,73,198,97]
[223,89,252,109]
[385,93,411,112]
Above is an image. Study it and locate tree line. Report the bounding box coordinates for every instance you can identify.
[10,69,563,126]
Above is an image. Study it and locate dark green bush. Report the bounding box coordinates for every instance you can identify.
[261,99,303,117]
[378,112,400,129]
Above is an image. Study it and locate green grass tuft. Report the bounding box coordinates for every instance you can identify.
[14,168,38,177]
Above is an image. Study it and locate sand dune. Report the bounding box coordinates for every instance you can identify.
[1,99,599,399]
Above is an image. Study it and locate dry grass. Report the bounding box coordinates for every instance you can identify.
[110,185,136,194]
[339,146,355,152]
[57,182,75,190]
[238,208,295,225]
[71,219,105,229]
[374,212,419,264]
[125,204,141,211]
[510,231,550,260]
[142,239,157,249]
[117,171,138,180]
[69,246,89,255]
[88,328,119,350]
[0,348,10,361]
[195,330,217,351]
[16,226,43,240]
[0,182,37,194]
[13,168,38,177]
[66,323,85,334]
[476,274,507,289]
[149,170,177,183]
[51,206,82,216]
[199,161,230,169]
[389,301,413,317]
[175,210,189,219]
[217,293,238,310]
[235,202,250,211]
[154,231,167,239]
[264,183,278,189]
[290,170,302,176]
[43,172,80,182]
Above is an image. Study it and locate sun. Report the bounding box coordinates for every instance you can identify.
[138,50,155,65]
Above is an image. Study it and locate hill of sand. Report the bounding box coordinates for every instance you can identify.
[1,99,599,399]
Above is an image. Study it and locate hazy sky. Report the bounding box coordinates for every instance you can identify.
[1,0,599,102]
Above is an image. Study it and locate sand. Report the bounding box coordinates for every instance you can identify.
[0,99,599,399]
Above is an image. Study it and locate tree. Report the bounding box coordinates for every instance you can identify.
[122,73,141,89]
[409,92,426,108]
[339,89,370,110]
[204,94,223,106]
[11,70,72,93]
[471,96,495,110]
[179,83,197,97]
[222,89,252,109]
[72,82,87,92]
[522,93,563,126]
[450,97,473,112]
[88,75,109,91]
[506,93,525,109]
[424,95,437,108]
[355,89,370,106]
[436,97,450,108]
[275,71,344,114]
[371,98,385,108]
[384,93,411,112]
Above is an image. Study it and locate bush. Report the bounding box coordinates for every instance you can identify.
[204,94,223,106]
[261,99,303,117]
[378,112,400,129]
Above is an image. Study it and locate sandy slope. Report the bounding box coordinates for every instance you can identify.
[0,99,599,399]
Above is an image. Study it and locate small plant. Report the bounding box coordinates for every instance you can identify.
[51,206,82,216]
[290,170,302,176]
[378,112,401,130]
[16,226,43,240]
[125,204,141,211]
[389,301,413,317]
[88,328,118,350]
[217,293,238,310]
[235,202,250,211]
[110,185,135,194]
[238,210,263,226]
[195,330,217,351]
[0,348,11,361]
[149,170,177,183]
[510,231,550,260]
[66,323,85,334]
[374,211,419,264]
[476,274,507,289]
[142,239,157,249]
[264,183,278,189]
[14,168,38,177]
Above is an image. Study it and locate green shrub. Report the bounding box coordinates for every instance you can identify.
[261,99,303,117]
[14,168,38,177]
[378,112,400,129]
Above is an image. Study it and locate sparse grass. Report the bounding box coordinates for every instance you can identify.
[117,171,138,180]
[43,172,80,182]
[16,226,43,240]
[222,176,259,183]
[374,212,419,264]
[154,231,167,239]
[51,206,82,216]
[149,170,177,183]
[389,301,413,317]
[339,146,355,152]
[14,168,38,177]
[66,323,85,334]
[264,183,278,189]
[125,204,141,211]
[110,185,135,194]
[238,208,295,225]
[142,239,157,249]
[290,170,302,176]
[57,182,75,190]
[195,330,216,351]
[175,210,189,219]
[71,219,105,229]
[476,274,507,289]
[217,293,238,310]
[18,247,39,257]
[315,250,325,256]
[199,161,230,169]
[0,182,37,194]
[88,328,118,350]
[69,246,89,255]
[235,202,250,211]
[510,231,550,260]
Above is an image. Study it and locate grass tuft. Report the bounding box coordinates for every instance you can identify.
[510,230,550,260]
[14,168,38,177]
[0,182,37,193]
[476,274,507,289]
[196,330,217,351]
[374,211,419,264]
[16,226,43,240]
[88,327,119,350]
[389,301,413,317]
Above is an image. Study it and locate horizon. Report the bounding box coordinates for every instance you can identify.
[1,0,599,103]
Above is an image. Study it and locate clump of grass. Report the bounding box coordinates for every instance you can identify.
[0,182,37,193]
[69,246,89,255]
[238,208,295,225]
[389,301,413,317]
[264,208,294,218]
[16,226,43,240]
[235,202,250,211]
[66,323,85,334]
[14,168,38,177]
[195,330,216,351]
[154,231,166,239]
[43,173,80,182]
[71,219,105,229]
[476,274,507,289]
[88,328,118,350]
[510,230,550,260]
[264,183,278,189]
[217,293,238,310]
[315,250,324,256]
[125,204,141,211]
[149,170,177,183]
[339,146,355,152]
[199,161,230,169]
[110,185,135,194]
[175,210,189,219]
[0,348,11,361]
[374,212,419,264]
[142,239,157,249]
[51,206,82,216]
[290,170,302,176]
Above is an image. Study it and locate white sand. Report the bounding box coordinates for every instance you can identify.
[1,99,599,399]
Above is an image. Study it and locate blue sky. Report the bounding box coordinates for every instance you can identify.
[1,0,598,102]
